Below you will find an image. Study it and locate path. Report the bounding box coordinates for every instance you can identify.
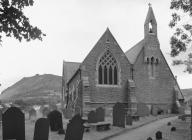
[108,116,177,140]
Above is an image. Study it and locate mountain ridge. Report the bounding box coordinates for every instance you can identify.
[0,74,62,101]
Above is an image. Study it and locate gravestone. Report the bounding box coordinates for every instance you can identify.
[2,107,25,140]
[33,118,49,140]
[155,131,162,140]
[88,111,97,123]
[171,126,176,131]
[113,102,126,128]
[96,107,105,122]
[65,114,85,140]
[29,108,37,120]
[47,110,63,131]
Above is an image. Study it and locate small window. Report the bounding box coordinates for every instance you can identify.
[151,57,154,64]
[156,58,159,64]
[147,57,150,64]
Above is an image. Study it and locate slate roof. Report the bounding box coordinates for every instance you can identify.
[63,61,81,83]
[125,39,144,64]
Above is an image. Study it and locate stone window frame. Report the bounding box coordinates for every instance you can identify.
[96,49,121,87]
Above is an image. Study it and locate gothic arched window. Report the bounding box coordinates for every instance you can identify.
[98,50,118,85]
[147,57,150,64]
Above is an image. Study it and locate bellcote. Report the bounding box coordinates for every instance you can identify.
[143,4,160,64]
[144,4,157,38]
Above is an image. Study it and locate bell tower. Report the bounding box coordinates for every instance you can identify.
[144,3,157,38]
[143,4,160,77]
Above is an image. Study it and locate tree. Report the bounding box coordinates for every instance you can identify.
[0,0,45,44]
[169,0,192,73]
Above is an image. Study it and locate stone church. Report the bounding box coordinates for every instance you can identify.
[62,6,184,117]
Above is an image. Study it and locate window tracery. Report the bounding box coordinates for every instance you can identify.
[98,50,118,85]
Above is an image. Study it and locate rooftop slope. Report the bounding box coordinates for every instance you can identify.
[0,74,62,100]
[63,61,80,83]
[125,40,144,64]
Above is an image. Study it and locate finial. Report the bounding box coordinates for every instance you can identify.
[148,3,151,7]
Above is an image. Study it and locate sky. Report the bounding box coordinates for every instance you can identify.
[0,0,192,93]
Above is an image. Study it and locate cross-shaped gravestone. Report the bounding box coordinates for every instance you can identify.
[2,107,25,140]
[33,118,49,140]
[65,114,85,140]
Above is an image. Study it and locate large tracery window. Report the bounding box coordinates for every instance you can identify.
[98,50,118,85]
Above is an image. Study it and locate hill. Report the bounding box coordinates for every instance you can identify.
[0,74,62,102]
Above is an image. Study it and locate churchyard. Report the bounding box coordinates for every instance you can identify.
[0,102,181,140]
[143,115,191,140]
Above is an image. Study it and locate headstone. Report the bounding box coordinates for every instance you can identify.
[33,118,49,140]
[2,107,25,140]
[65,114,85,140]
[171,126,176,131]
[113,102,126,128]
[155,131,162,140]
[47,110,63,131]
[87,111,97,123]
[96,107,105,122]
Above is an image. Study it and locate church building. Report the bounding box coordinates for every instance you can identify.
[62,6,184,117]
